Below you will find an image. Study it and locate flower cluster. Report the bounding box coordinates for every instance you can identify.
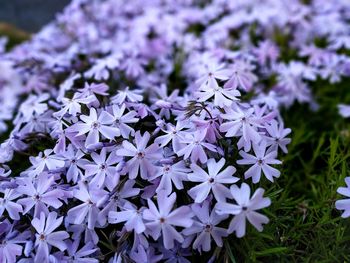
[0,0,349,262]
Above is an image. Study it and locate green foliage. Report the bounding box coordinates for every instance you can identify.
[222,80,350,262]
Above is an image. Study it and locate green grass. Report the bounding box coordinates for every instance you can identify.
[220,79,350,262]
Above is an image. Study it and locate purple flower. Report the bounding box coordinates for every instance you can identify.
[215,183,271,237]
[17,173,65,217]
[143,190,194,249]
[254,40,280,65]
[109,202,146,234]
[151,84,181,120]
[130,245,163,263]
[224,60,257,91]
[264,120,291,154]
[183,201,228,252]
[220,105,262,145]
[65,240,99,262]
[84,148,121,189]
[67,182,108,229]
[237,142,282,183]
[111,104,139,138]
[84,55,120,81]
[0,189,23,220]
[196,82,240,107]
[32,212,69,262]
[27,149,65,176]
[68,108,119,147]
[192,118,222,144]
[187,158,239,203]
[176,131,217,164]
[78,82,109,98]
[54,94,96,118]
[149,161,190,195]
[116,131,162,179]
[0,219,31,263]
[61,144,88,183]
[111,87,143,105]
[338,104,350,118]
[160,242,191,263]
[18,94,49,122]
[336,177,350,218]
[195,63,231,91]
[98,179,140,226]
[155,122,188,154]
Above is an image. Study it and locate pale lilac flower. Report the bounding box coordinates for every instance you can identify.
[79,82,109,96]
[196,81,240,107]
[18,93,49,122]
[84,148,121,189]
[299,45,329,66]
[111,87,143,105]
[338,104,350,118]
[320,54,344,83]
[0,220,31,263]
[254,40,279,65]
[64,240,99,263]
[68,108,120,147]
[192,118,222,144]
[120,53,146,79]
[68,224,99,245]
[215,183,271,237]
[195,63,231,91]
[17,174,65,217]
[84,55,120,80]
[224,60,257,91]
[143,190,194,249]
[32,212,69,262]
[151,84,181,119]
[329,34,350,50]
[149,161,190,195]
[98,179,140,226]
[220,106,261,145]
[0,189,23,220]
[264,120,291,153]
[0,142,14,164]
[275,62,313,106]
[53,94,96,118]
[183,201,228,252]
[155,122,188,154]
[61,145,88,183]
[237,142,282,183]
[116,131,162,179]
[336,177,350,218]
[176,131,217,164]
[67,182,108,229]
[27,149,65,176]
[188,158,239,203]
[108,202,146,234]
[130,245,163,263]
[111,104,139,138]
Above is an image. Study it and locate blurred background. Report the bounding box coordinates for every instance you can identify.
[0,0,70,32]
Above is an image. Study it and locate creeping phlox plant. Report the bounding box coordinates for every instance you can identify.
[0,0,350,262]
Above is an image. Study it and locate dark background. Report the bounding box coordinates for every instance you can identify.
[0,0,70,32]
